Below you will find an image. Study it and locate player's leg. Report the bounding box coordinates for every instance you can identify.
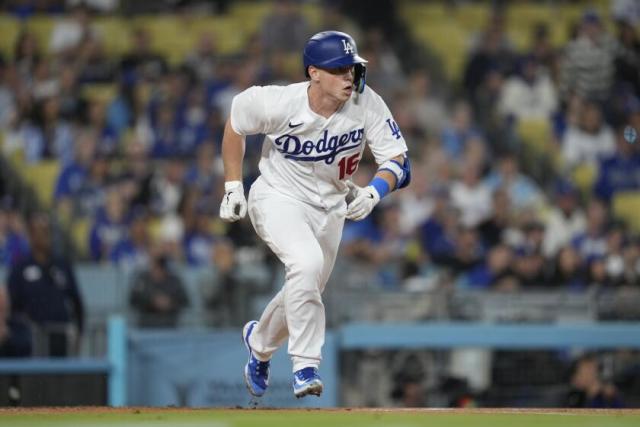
[316,205,346,294]
[246,179,326,366]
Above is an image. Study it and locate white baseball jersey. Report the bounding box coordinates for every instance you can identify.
[230,81,408,209]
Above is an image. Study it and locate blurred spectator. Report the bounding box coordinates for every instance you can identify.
[512,220,547,287]
[484,153,544,212]
[343,202,412,289]
[120,28,168,83]
[547,246,587,289]
[464,244,513,289]
[358,28,406,99]
[319,2,361,45]
[13,30,41,82]
[150,157,186,216]
[478,187,513,248]
[528,23,558,78]
[614,20,640,97]
[201,239,246,327]
[110,207,150,273]
[129,248,189,328]
[562,100,616,170]
[211,59,259,118]
[23,95,75,164]
[440,100,483,161]
[85,99,119,156]
[184,32,219,83]
[498,55,558,122]
[49,3,100,59]
[0,61,15,130]
[75,151,110,217]
[572,198,609,262]
[74,35,115,84]
[559,11,617,102]
[406,70,447,138]
[612,0,640,31]
[566,354,624,408]
[89,187,129,261]
[0,198,29,267]
[30,58,59,101]
[601,224,629,287]
[149,102,178,159]
[6,212,84,356]
[419,188,459,266]
[174,85,209,157]
[542,180,587,257]
[53,128,96,220]
[57,67,85,120]
[445,226,485,275]
[594,124,640,203]
[390,352,427,408]
[259,0,311,56]
[464,9,516,103]
[396,161,432,236]
[185,141,222,204]
[183,200,215,267]
[450,160,492,228]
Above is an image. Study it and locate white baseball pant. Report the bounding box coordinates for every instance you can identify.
[246,176,344,372]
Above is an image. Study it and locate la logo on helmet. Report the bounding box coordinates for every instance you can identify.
[341,39,354,54]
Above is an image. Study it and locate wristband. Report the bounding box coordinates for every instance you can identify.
[370,177,390,199]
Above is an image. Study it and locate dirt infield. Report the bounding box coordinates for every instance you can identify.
[0,407,639,415]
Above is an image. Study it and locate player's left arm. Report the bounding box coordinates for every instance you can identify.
[346,152,411,221]
[370,153,411,196]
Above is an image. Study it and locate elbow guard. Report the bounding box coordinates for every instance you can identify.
[379,155,411,190]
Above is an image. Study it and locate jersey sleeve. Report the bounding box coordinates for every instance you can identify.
[363,89,409,164]
[229,86,278,136]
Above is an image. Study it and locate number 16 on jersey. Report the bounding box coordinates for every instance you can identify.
[338,153,361,180]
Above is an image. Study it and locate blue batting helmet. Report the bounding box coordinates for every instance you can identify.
[303,30,367,93]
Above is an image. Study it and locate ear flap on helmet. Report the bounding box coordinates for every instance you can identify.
[354,63,366,94]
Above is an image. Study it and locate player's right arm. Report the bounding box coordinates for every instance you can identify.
[222,118,245,183]
[219,118,247,222]
[219,85,277,222]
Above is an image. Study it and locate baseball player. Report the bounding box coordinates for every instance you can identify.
[219,30,410,398]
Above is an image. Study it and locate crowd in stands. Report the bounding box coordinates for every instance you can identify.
[0,0,639,336]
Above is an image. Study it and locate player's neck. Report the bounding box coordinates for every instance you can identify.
[307,83,343,118]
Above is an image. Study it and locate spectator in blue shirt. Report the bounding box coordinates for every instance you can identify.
[594,124,640,203]
[53,129,97,220]
[89,187,129,261]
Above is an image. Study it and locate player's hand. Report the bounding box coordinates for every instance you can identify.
[220,180,247,222]
[346,181,380,221]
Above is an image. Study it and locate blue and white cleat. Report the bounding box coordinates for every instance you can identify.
[242,320,270,397]
[293,367,323,398]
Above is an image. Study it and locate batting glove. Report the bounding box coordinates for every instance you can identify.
[220,180,247,222]
[346,181,380,221]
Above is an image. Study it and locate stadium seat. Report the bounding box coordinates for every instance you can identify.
[413,24,468,81]
[24,16,55,52]
[82,83,118,104]
[612,191,640,233]
[71,217,91,258]
[95,17,130,58]
[23,160,60,209]
[571,164,597,197]
[516,118,556,160]
[0,15,20,60]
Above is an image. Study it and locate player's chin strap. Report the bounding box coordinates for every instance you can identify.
[370,155,411,199]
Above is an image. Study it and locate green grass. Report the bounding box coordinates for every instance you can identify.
[0,409,639,427]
